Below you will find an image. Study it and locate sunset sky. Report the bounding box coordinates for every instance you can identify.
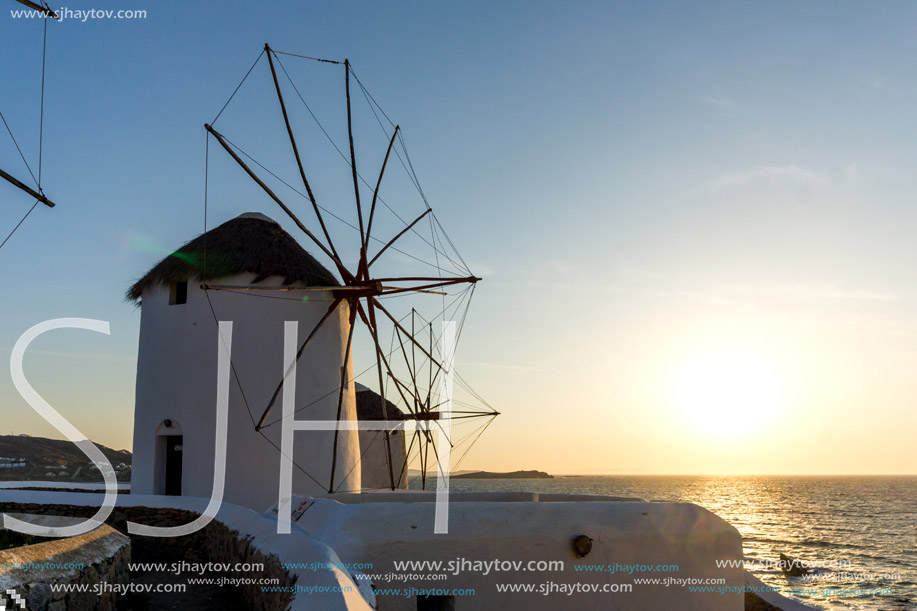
[1,1,916,475]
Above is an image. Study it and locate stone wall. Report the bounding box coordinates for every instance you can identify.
[0,518,129,611]
[0,503,296,611]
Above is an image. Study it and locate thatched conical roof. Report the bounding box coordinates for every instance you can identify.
[127,213,339,301]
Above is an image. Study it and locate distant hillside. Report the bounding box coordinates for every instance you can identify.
[0,435,130,465]
[452,470,553,480]
[0,435,131,482]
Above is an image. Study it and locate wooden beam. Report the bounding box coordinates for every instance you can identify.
[379,277,481,297]
[0,167,55,207]
[403,411,442,421]
[265,44,347,279]
[371,297,445,387]
[12,0,58,18]
[356,300,427,489]
[344,60,365,250]
[355,301,418,418]
[202,284,349,292]
[367,297,396,490]
[393,324,420,413]
[381,286,446,295]
[205,123,353,283]
[367,208,432,267]
[361,125,399,279]
[255,298,342,431]
[373,275,481,284]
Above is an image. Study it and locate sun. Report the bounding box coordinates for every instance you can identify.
[673,352,783,435]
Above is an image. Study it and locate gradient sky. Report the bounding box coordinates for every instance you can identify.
[1,1,916,474]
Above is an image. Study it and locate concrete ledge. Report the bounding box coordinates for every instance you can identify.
[296,498,744,611]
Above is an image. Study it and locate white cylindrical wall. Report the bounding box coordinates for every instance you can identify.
[131,273,360,512]
[358,429,408,490]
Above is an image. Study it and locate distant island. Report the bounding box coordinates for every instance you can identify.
[452,470,553,480]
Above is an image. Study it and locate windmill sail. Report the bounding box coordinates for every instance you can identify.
[200,44,498,492]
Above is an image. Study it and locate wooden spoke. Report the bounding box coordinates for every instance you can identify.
[202,284,344,292]
[12,0,58,18]
[379,276,481,297]
[371,297,444,373]
[355,301,416,417]
[421,431,428,490]
[368,208,432,268]
[412,310,421,416]
[373,275,481,283]
[385,367,418,400]
[381,286,446,295]
[344,60,365,249]
[205,123,354,283]
[356,300,447,485]
[0,167,55,207]
[394,324,421,411]
[426,320,433,415]
[255,298,342,431]
[360,125,400,280]
[366,298,396,490]
[428,427,448,474]
[375,308,453,448]
[265,45,344,272]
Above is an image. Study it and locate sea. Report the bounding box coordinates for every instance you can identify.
[412,475,916,611]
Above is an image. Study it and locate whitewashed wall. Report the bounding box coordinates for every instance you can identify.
[358,428,408,490]
[131,272,360,512]
[298,496,744,611]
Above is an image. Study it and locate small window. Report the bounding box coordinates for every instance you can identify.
[169,281,188,305]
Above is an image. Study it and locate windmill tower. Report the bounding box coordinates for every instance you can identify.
[128,212,361,511]
[355,383,408,489]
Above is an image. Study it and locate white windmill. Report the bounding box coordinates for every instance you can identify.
[129,45,499,511]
